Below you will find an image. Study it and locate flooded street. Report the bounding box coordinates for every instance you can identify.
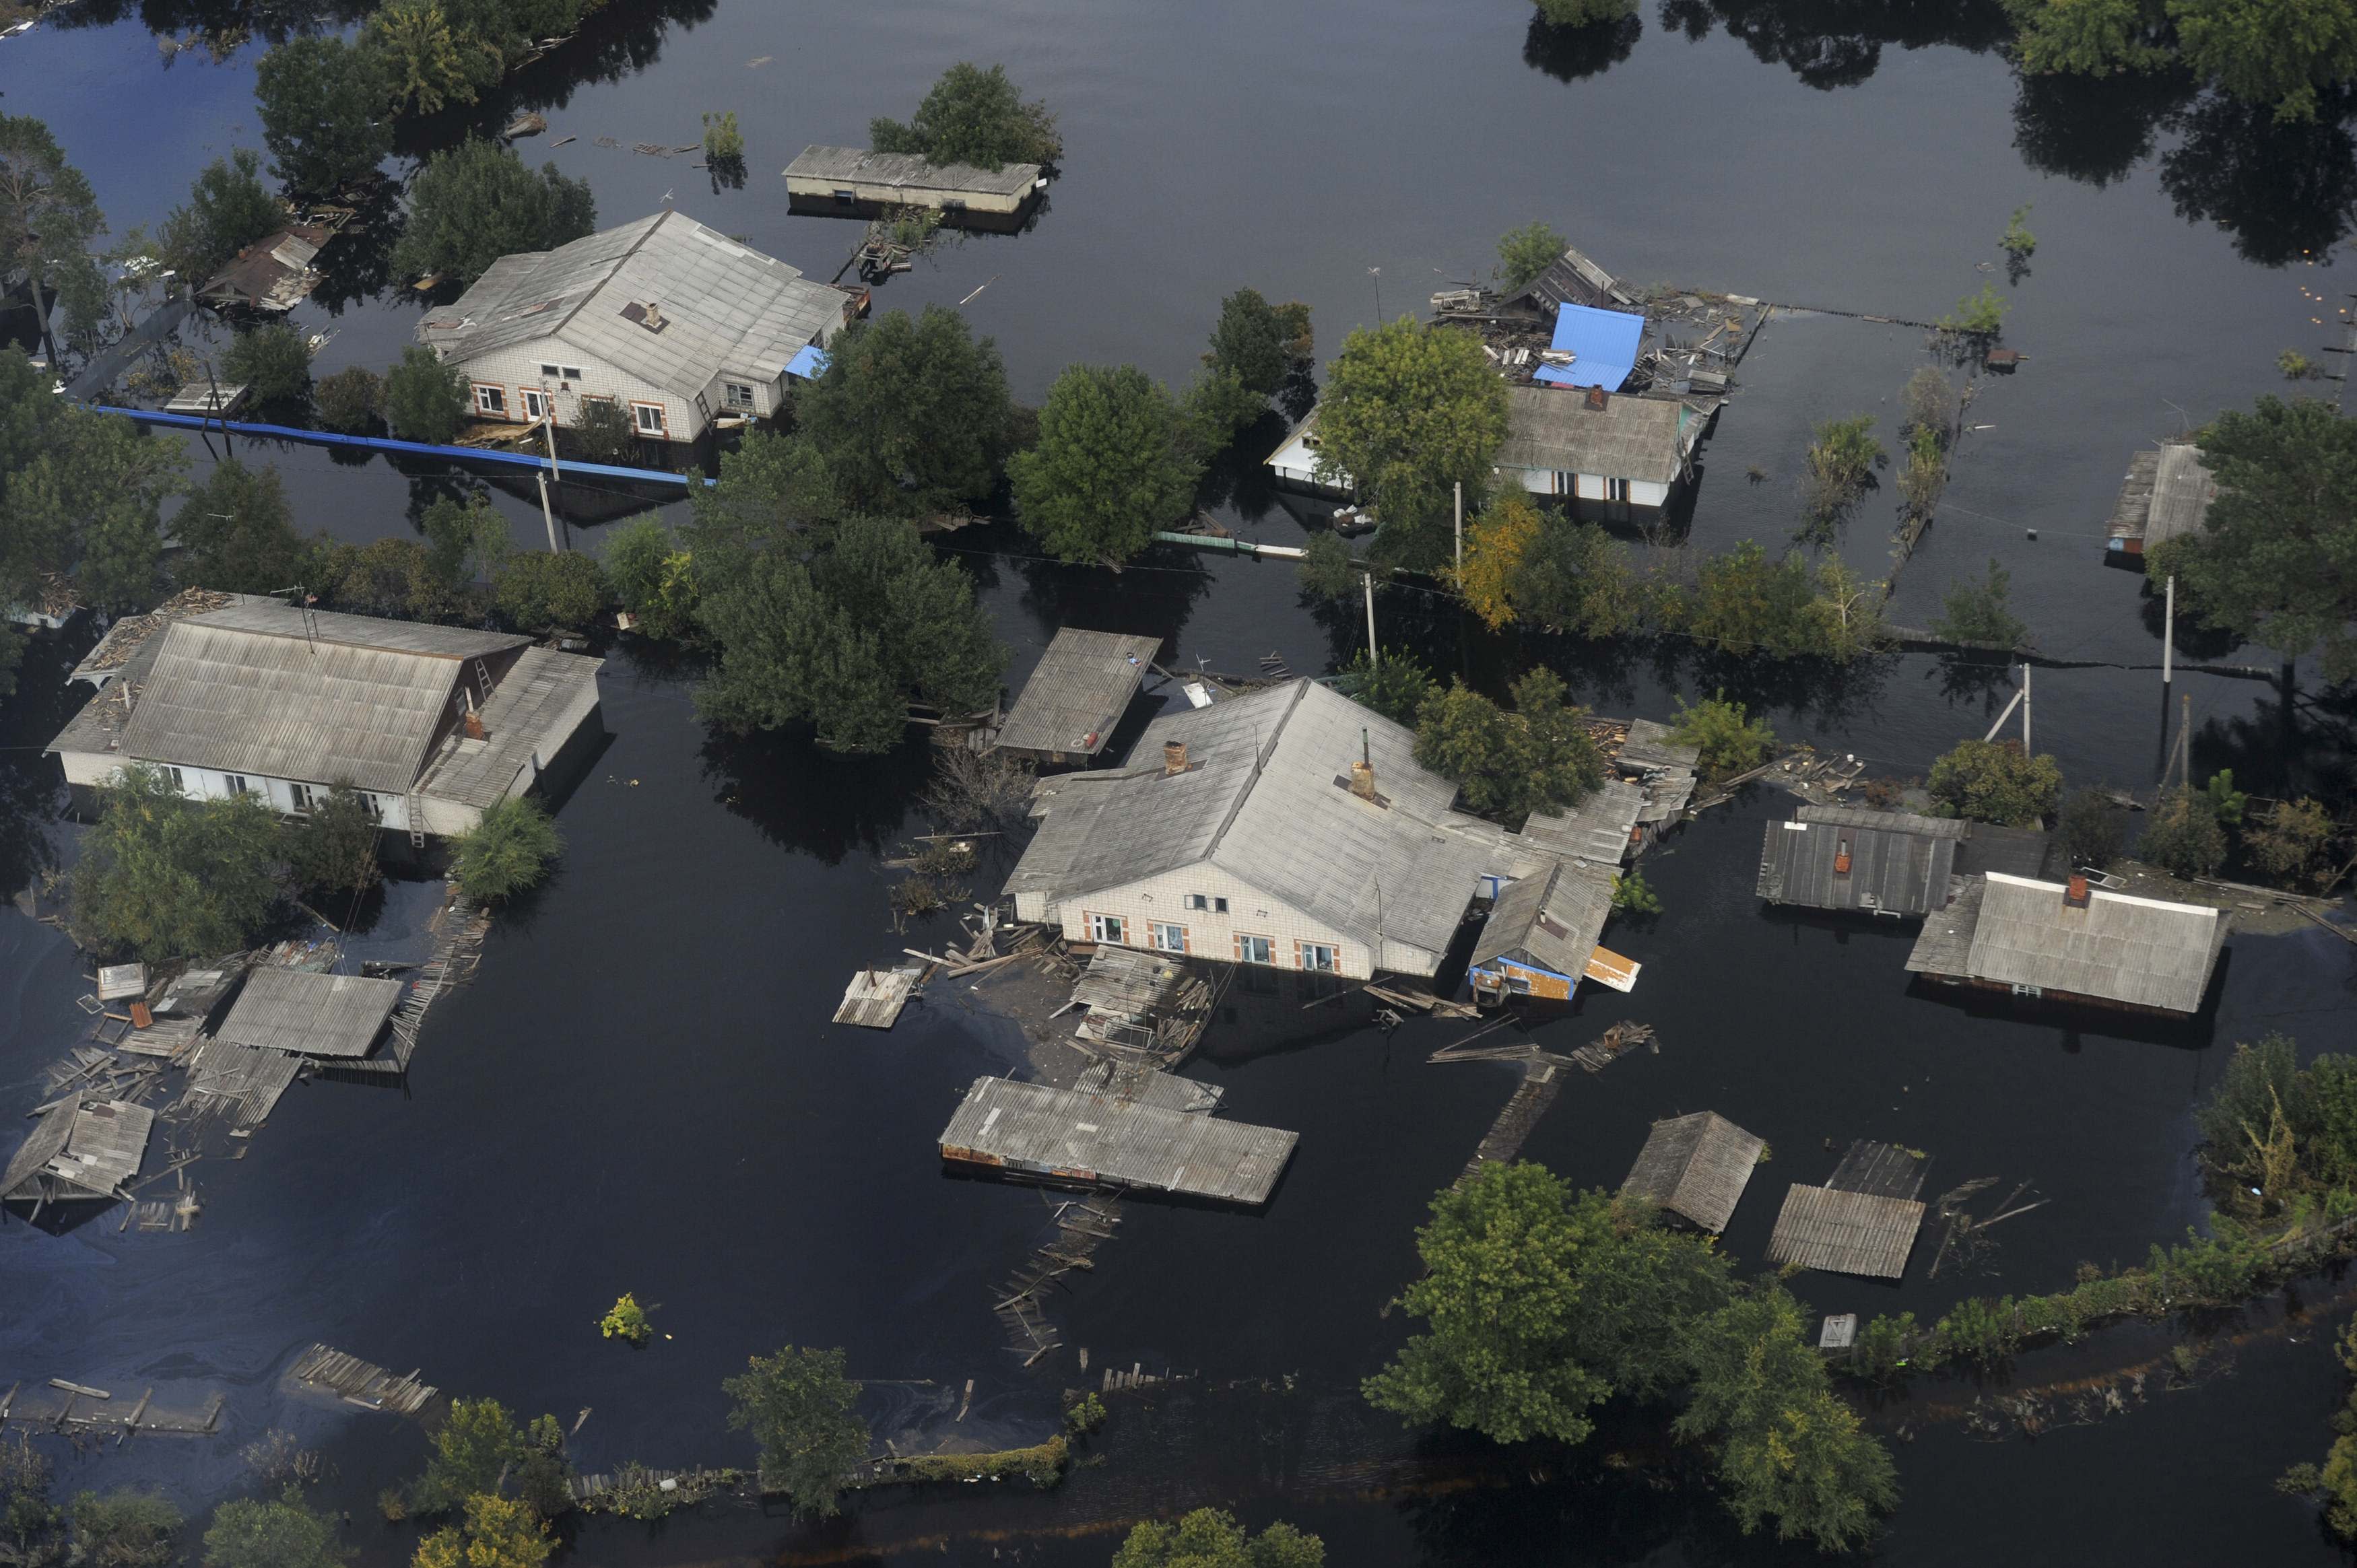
[4,0,2357,1561]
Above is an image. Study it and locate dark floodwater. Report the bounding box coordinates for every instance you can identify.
[6,1,2357,1562]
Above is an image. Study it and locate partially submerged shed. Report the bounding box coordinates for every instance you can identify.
[2107,442,2216,559]
[1469,858,1618,1002]
[1756,806,1962,917]
[937,1075,1296,1205]
[1906,871,2227,1015]
[2,1099,154,1211]
[215,969,405,1059]
[1766,1138,1929,1279]
[783,147,1043,227]
[994,629,1162,763]
[1621,1112,1763,1232]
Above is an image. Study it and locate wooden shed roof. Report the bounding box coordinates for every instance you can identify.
[1767,1185,1926,1279]
[995,629,1161,758]
[1620,1112,1763,1231]
[216,968,405,1058]
[938,1076,1296,1205]
[2,1099,154,1202]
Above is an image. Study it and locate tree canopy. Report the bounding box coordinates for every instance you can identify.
[69,765,284,962]
[409,1398,572,1522]
[69,1490,182,1568]
[201,1489,348,1568]
[448,798,561,907]
[1315,318,1508,570]
[222,324,314,407]
[1412,669,1605,823]
[1931,557,2030,647]
[411,1493,551,1568]
[0,114,106,362]
[255,36,392,195]
[1495,219,1569,292]
[722,1346,869,1520]
[1110,1509,1323,1568]
[1925,738,2062,826]
[385,347,471,444]
[2150,397,2357,681]
[389,139,594,284]
[1009,364,1200,564]
[869,62,1061,170]
[1670,690,1778,782]
[795,307,1014,520]
[494,551,607,633]
[159,149,282,285]
[3,409,184,614]
[1204,287,1312,401]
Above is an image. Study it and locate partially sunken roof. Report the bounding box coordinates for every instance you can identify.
[785,145,1040,197]
[1622,1112,1764,1232]
[1905,871,2227,1013]
[1008,680,1494,970]
[418,210,850,399]
[1756,813,1958,916]
[1499,386,1693,483]
[2145,442,2217,549]
[995,629,1162,757]
[938,1076,1296,1206]
[415,646,605,809]
[216,968,405,1059]
[1768,1184,1925,1279]
[1473,858,1616,977]
[2,1099,154,1202]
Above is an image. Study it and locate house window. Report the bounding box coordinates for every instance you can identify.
[1298,942,1339,974]
[1085,912,1126,945]
[1215,897,1229,914]
[832,187,856,205]
[358,794,385,821]
[1606,477,1629,502]
[631,401,667,436]
[223,774,251,797]
[519,388,549,421]
[1148,922,1188,954]
[537,362,562,380]
[943,196,968,211]
[2012,983,2043,998]
[1184,893,1207,911]
[724,381,757,411]
[562,365,584,382]
[1236,933,1274,965]
[163,766,185,793]
[473,383,506,416]
[290,782,317,812]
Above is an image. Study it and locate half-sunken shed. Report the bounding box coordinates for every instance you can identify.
[1621,1111,1764,1232]
[1905,871,2228,1015]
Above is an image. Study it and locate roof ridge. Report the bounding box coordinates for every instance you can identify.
[1202,679,1311,864]
[553,209,672,344]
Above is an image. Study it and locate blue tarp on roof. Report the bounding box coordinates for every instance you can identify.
[785,343,829,381]
[1533,304,1643,390]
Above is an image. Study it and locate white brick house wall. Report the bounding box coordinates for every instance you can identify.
[1047,864,1374,980]
[437,341,788,446]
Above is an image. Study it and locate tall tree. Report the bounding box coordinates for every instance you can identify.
[795,307,1012,519]
[2149,397,2357,681]
[174,460,313,594]
[3,410,186,614]
[1925,738,2062,825]
[255,37,393,195]
[388,139,594,285]
[383,346,471,443]
[1204,287,1312,400]
[869,62,1061,170]
[69,765,284,963]
[1111,1510,1323,1568]
[1412,669,1603,823]
[1315,318,1508,570]
[1494,219,1569,292]
[1364,1163,1733,1444]
[158,149,283,283]
[366,0,502,116]
[1009,364,1199,564]
[721,1347,868,1521]
[411,1495,550,1568]
[0,115,106,364]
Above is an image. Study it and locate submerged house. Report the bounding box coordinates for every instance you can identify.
[783,146,1044,228]
[1468,857,1620,1003]
[418,209,863,444]
[47,599,603,840]
[2107,441,2215,561]
[1758,806,1966,918]
[1905,871,2228,1015]
[1622,1112,1764,1233]
[2,1098,154,1216]
[1496,384,1713,522]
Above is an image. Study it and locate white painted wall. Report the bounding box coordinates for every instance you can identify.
[783,175,1029,215]
[1042,864,1377,979]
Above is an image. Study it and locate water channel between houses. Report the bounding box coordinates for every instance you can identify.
[5,0,2357,1559]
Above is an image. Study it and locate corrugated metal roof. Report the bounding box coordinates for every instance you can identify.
[1514,779,1644,866]
[1472,859,1616,975]
[2144,442,2216,549]
[1795,804,1966,838]
[784,145,1040,196]
[1,1099,154,1200]
[937,1075,1296,1205]
[216,968,405,1058]
[1618,718,1700,773]
[995,629,1162,757]
[1534,303,1643,390]
[186,601,528,658]
[1756,817,1956,915]
[1905,872,2226,1013]
[1952,821,2050,880]
[420,210,850,398]
[1768,1184,1925,1279]
[415,646,603,808]
[1622,1111,1764,1232]
[1498,386,1690,483]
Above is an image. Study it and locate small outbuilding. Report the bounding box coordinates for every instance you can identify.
[783,147,1044,228]
[215,969,406,1059]
[1620,1112,1764,1232]
[937,1075,1296,1206]
[2107,441,2215,560]
[993,628,1163,764]
[2,1099,154,1213]
[1469,858,1618,1003]
[1906,871,2228,1015]
[1757,805,1964,918]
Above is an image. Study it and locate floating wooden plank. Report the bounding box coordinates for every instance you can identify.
[836,967,919,1029]
[288,1344,438,1418]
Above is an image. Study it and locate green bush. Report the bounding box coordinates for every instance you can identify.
[494,550,607,633]
[603,519,699,642]
[1335,648,1434,728]
[599,1293,652,1346]
[2055,786,2125,871]
[1669,689,1777,783]
[2138,786,2228,877]
[384,347,469,444]
[69,764,284,961]
[222,324,313,407]
[1496,220,1569,292]
[1925,738,2060,826]
[69,1489,181,1568]
[1940,284,2008,337]
[313,366,383,433]
[572,399,640,465]
[448,797,561,906]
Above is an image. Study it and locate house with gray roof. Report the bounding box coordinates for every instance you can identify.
[1496,384,1717,522]
[1468,856,1619,1002]
[783,146,1044,228]
[417,209,861,444]
[2107,440,2215,561]
[47,599,603,841]
[1905,871,2228,1015]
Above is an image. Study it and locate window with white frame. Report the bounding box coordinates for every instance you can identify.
[1086,912,1126,945]
[520,388,549,420]
[473,383,505,415]
[290,782,317,812]
[1299,941,1339,974]
[1184,893,1207,911]
[163,765,185,792]
[1148,922,1187,953]
[632,401,666,435]
[1236,933,1274,965]
[537,362,562,380]
[1606,477,1629,502]
[223,774,251,796]
[724,381,757,410]
[562,365,584,382]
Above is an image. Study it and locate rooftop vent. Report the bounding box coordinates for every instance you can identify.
[620,300,668,333]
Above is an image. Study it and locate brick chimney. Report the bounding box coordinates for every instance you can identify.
[1834,840,1852,876]
[1585,386,1609,412]
[1350,726,1376,801]
[1163,740,1187,776]
[463,710,486,741]
[2065,874,2090,908]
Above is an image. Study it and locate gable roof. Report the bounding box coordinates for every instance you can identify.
[1472,858,1616,976]
[1008,680,1494,966]
[418,209,851,399]
[217,968,406,1058]
[1757,812,1958,915]
[1622,1112,1764,1231]
[111,605,525,794]
[1905,871,2226,1013]
[1499,386,1695,483]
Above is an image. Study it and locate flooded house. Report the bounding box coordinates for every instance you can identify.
[46,599,603,842]
[2,1098,154,1218]
[2106,440,2216,561]
[417,209,863,444]
[1621,1112,1764,1233]
[1495,384,1713,522]
[783,146,1046,229]
[198,207,352,314]
[1757,805,2056,919]
[1467,857,1621,1003]
[1904,871,2228,1016]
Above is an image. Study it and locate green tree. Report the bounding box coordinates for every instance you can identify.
[69,1491,182,1568]
[722,1346,869,1520]
[1670,689,1777,783]
[1294,531,1360,601]
[389,139,594,285]
[385,347,471,443]
[1110,1509,1323,1568]
[3,409,185,613]
[1612,868,1663,915]
[1798,414,1884,539]
[1675,1283,1898,1552]
[2249,796,2339,887]
[700,110,745,164]
[1509,511,1646,637]
[869,62,1061,170]
[1535,0,1637,22]
[286,784,383,901]
[411,1493,551,1568]
[1805,556,1890,660]
[1932,557,2030,646]
[599,1293,653,1345]
[315,366,385,434]
[1495,219,1569,292]
[255,36,392,195]
[795,307,1013,519]
[1364,1164,1733,1443]
[1685,540,1816,656]
[2008,0,2172,77]
[1205,287,1312,399]
[2055,786,2126,870]
[158,149,282,283]
[222,324,313,407]
[1009,364,1200,564]
[202,1489,348,1568]
[1413,671,1603,822]
[570,398,640,464]
[2139,784,2228,877]
[2170,0,2357,121]
[0,114,107,364]
[314,537,468,622]
[418,493,509,603]
[682,432,844,566]
[1925,738,2062,825]
[1901,365,1960,438]
[0,1432,58,1564]
[603,518,699,641]
[1940,283,2009,336]
[1316,318,1508,569]
[366,0,501,116]
[2147,397,2357,681]
[448,798,561,906]
[173,460,311,594]
[494,551,605,632]
[1335,648,1434,727]
[1999,203,2038,258]
[69,766,283,961]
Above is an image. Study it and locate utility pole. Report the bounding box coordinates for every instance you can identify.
[1453,481,1463,574]
[1362,572,1379,669]
[2162,573,2175,689]
[1368,267,1383,325]
[2021,660,2032,754]
[537,413,563,552]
